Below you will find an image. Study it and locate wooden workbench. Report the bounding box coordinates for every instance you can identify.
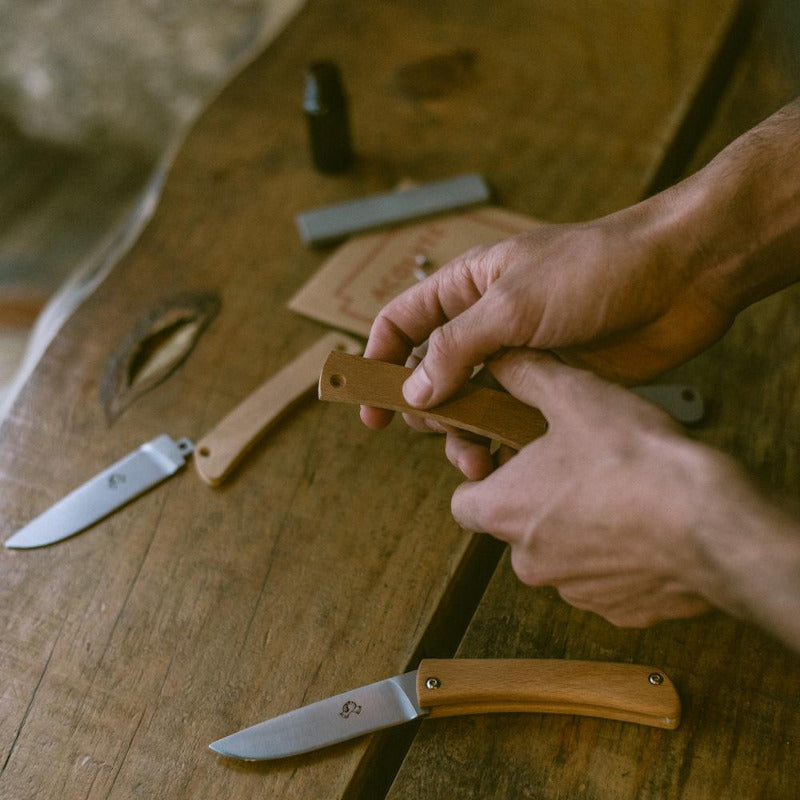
[3,1,798,798]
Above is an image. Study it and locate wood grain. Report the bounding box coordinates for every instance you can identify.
[289,207,543,337]
[319,351,548,450]
[388,2,800,799]
[0,2,746,799]
[195,332,363,486]
[416,660,681,729]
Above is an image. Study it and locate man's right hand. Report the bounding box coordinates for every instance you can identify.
[362,99,800,434]
[361,186,736,431]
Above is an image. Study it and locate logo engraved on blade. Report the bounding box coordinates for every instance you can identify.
[107,473,127,490]
[339,700,362,719]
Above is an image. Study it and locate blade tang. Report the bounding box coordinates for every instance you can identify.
[4,434,194,549]
[631,384,705,425]
[194,332,362,486]
[416,659,681,729]
[319,351,547,450]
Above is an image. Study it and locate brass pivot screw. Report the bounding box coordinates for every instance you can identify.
[425,677,441,690]
[648,673,664,686]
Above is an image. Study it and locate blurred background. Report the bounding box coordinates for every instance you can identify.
[0,0,798,412]
[0,0,305,408]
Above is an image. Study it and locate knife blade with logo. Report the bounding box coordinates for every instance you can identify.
[209,659,681,760]
[4,332,362,549]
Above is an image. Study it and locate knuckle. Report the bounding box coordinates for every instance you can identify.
[551,364,596,400]
[450,490,481,531]
[458,242,505,282]
[425,320,490,390]
[487,279,525,323]
[369,308,415,353]
[424,325,451,360]
[459,242,492,263]
[604,608,654,629]
[599,610,627,628]
[436,247,492,301]
[493,349,534,387]
[510,547,548,587]
[402,412,436,434]
[455,244,492,273]
[444,432,466,462]
[556,587,587,608]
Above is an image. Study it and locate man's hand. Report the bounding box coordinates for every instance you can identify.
[449,350,723,627]
[355,98,800,645]
[362,100,800,434]
[361,203,735,431]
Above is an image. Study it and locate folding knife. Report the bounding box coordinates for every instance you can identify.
[209,659,681,760]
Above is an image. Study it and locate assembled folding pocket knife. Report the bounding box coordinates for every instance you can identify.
[210,659,681,760]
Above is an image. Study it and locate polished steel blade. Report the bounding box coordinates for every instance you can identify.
[209,670,425,760]
[5,434,194,549]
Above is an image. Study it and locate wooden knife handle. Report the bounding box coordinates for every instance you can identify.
[195,333,363,486]
[416,659,681,729]
[318,351,547,450]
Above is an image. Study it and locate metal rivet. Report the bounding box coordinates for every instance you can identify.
[648,673,664,686]
[425,677,441,690]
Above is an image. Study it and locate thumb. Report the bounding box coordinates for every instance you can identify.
[486,349,592,424]
[402,301,507,408]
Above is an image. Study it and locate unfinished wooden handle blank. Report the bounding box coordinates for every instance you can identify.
[195,333,363,486]
[416,659,681,729]
[318,351,547,449]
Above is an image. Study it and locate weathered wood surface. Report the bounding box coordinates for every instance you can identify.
[387,2,800,799]
[0,1,746,799]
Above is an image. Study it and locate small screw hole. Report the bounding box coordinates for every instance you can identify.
[329,374,346,388]
[198,447,210,458]
[681,389,695,402]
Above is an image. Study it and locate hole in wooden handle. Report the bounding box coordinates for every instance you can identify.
[319,351,548,450]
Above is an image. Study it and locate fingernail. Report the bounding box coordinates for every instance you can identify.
[403,364,433,406]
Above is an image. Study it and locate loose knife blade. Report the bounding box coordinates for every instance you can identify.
[4,332,363,550]
[209,659,681,761]
[4,435,193,549]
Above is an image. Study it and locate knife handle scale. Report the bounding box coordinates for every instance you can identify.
[416,659,681,730]
[318,351,548,450]
[195,332,362,486]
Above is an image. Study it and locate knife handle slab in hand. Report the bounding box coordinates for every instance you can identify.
[195,333,363,486]
[416,659,681,729]
[319,351,547,450]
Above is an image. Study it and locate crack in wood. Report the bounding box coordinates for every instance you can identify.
[99,291,220,423]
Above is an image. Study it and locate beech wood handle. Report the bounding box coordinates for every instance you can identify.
[195,333,363,486]
[416,659,681,729]
[319,351,547,449]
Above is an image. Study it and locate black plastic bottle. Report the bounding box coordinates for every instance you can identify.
[303,60,354,173]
